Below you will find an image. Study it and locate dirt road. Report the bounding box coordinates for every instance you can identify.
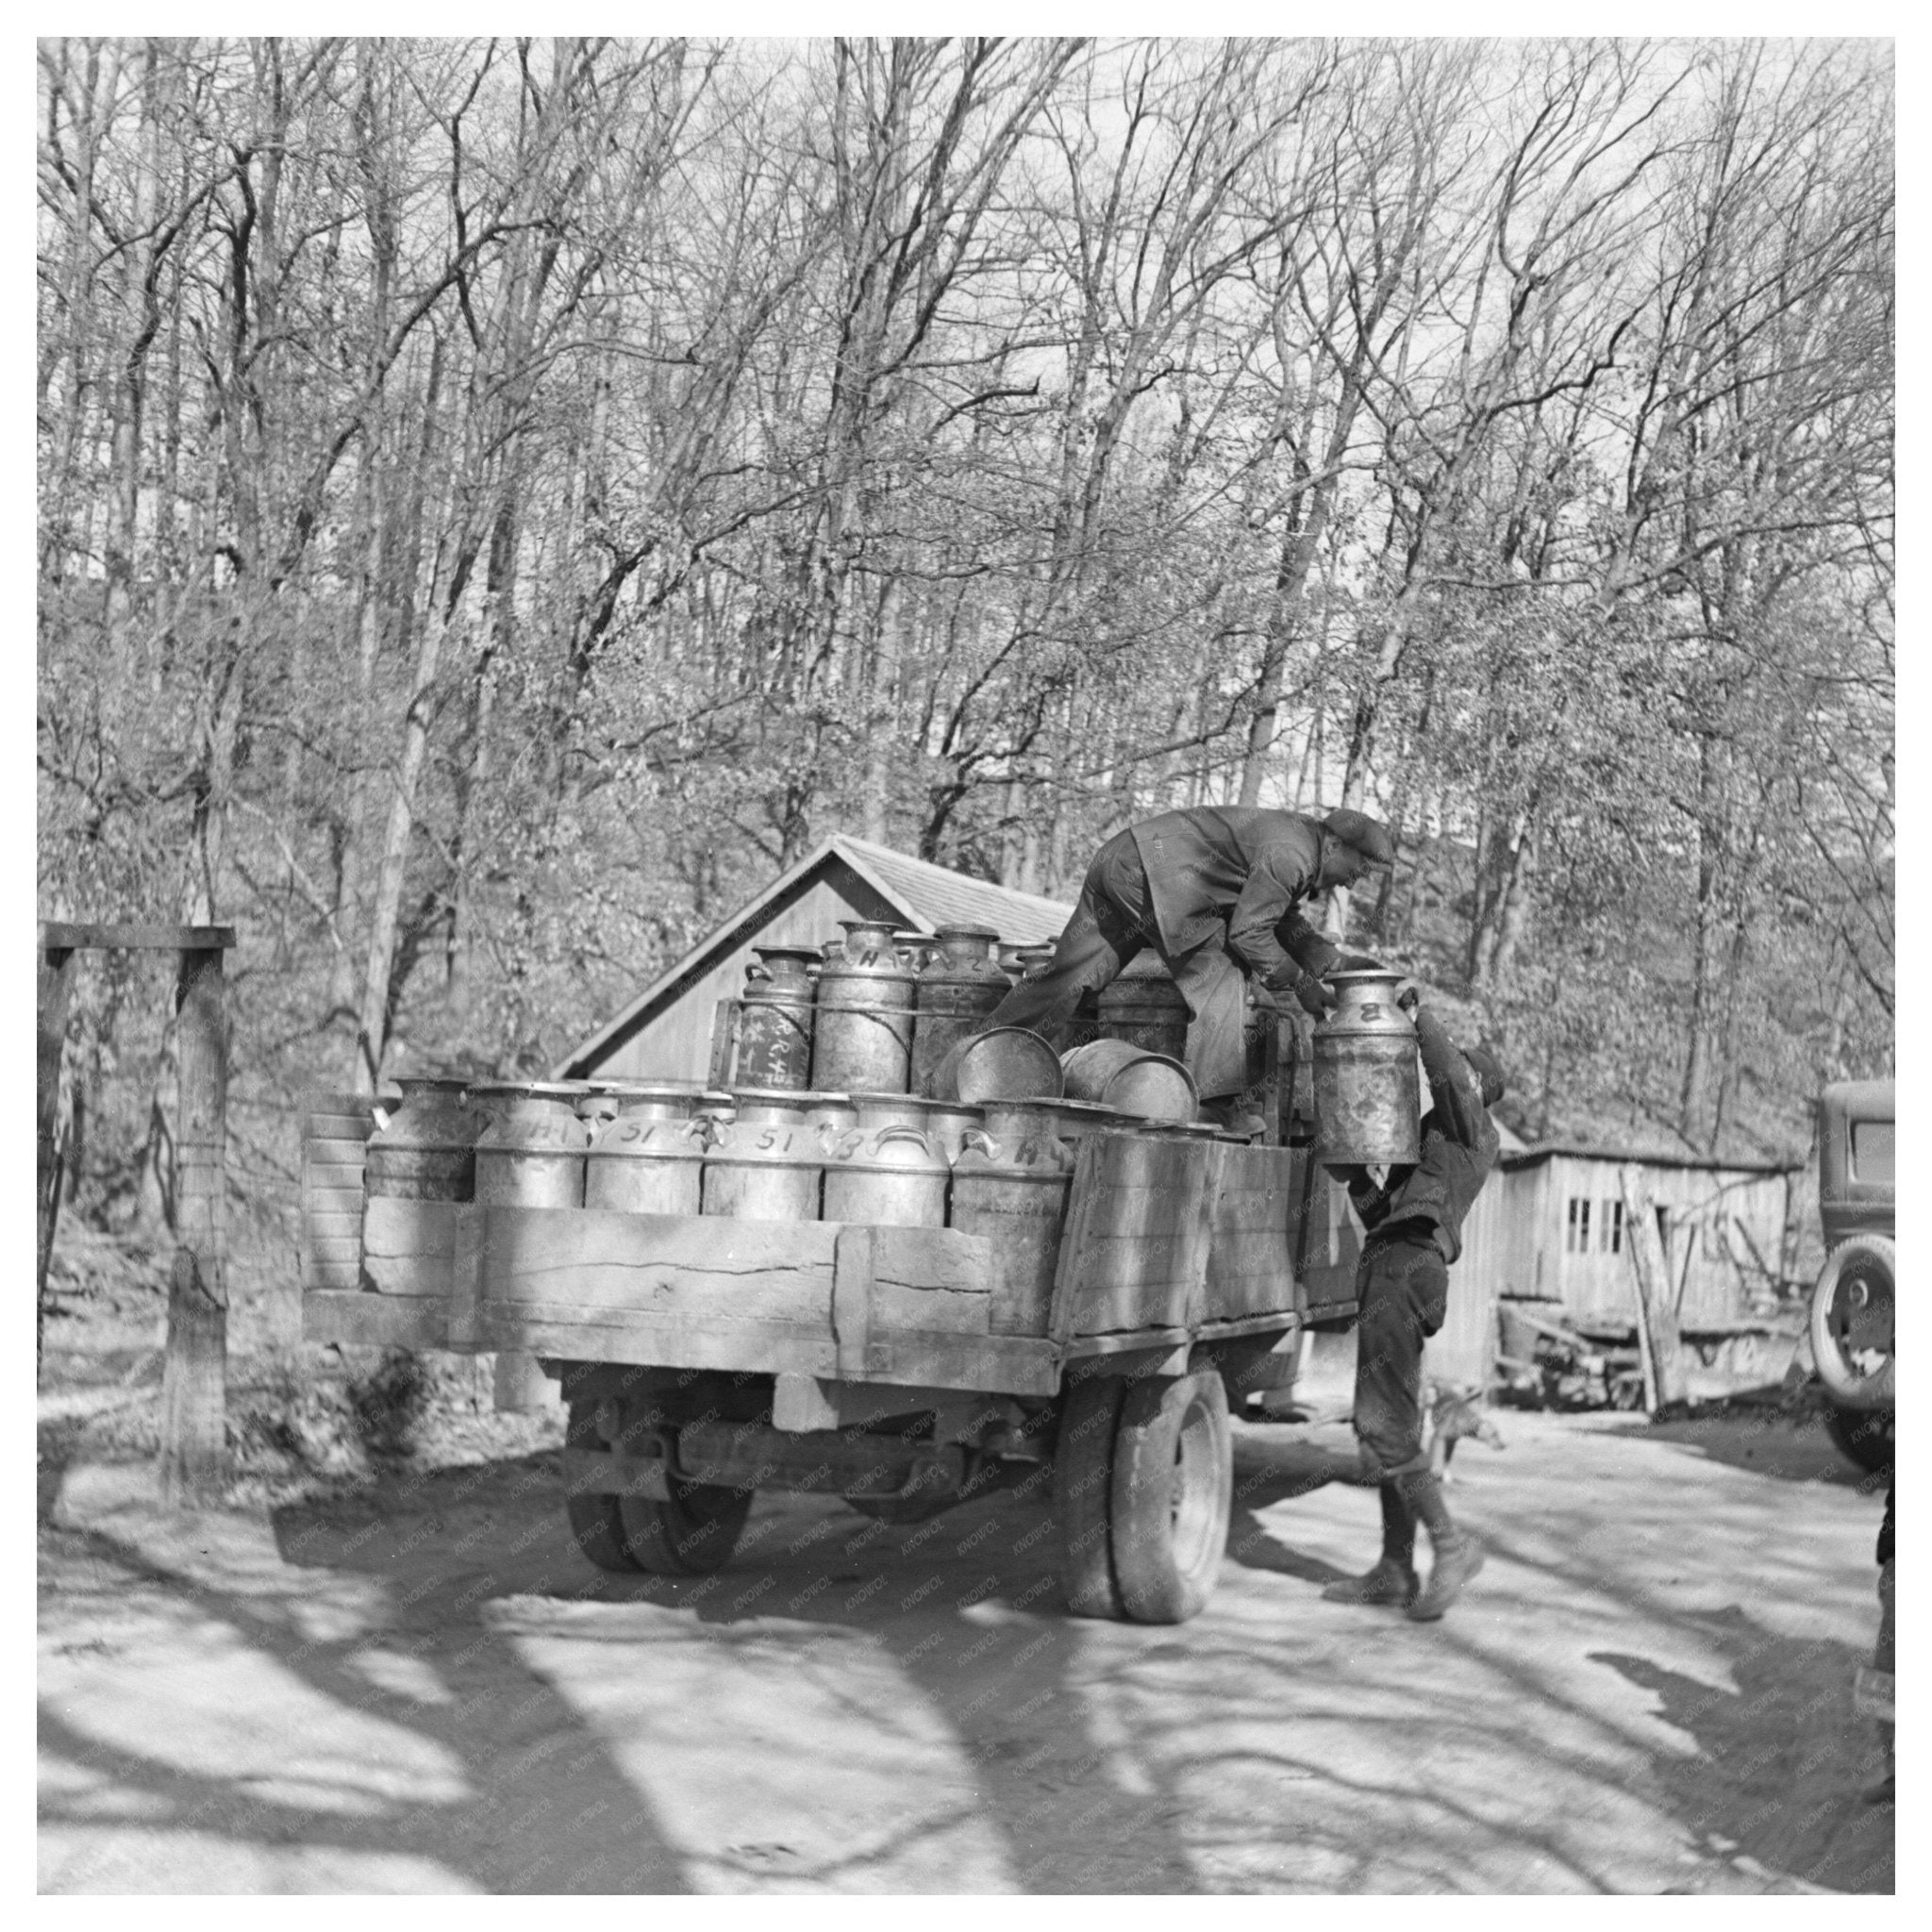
[39,1406,1891,1893]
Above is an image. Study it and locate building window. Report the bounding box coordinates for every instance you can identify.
[1601,1199,1624,1254]
[1655,1206,1671,1253]
[1566,1196,1591,1253]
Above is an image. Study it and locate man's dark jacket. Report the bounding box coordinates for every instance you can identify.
[1128,807,1339,991]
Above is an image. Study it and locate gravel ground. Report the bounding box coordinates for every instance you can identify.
[38,1390,1893,1895]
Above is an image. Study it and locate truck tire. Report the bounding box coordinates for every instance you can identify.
[1824,1402,1894,1475]
[1109,1369,1232,1624]
[620,1479,753,1574]
[1810,1234,1895,1410]
[563,1401,640,1573]
[1054,1374,1126,1619]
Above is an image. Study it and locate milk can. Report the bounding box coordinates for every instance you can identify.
[822,1093,952,1228]
[919,1097,985,1165]
[574,1084,631,1133]
[811,919,916,1094]
[928,1025,1064,1105]
[584,1086,710,1215]
[1034,1096,1128,1149]
[702,1090,822,1221]
[736,945,820,1091]
[1099,956,1191,1062]
[1312,969,1422,1167]
[895,932,939,973]
[949,1102,1076,1336]
[363,1076,488,1201]
[1060,1040,1200,1123]
[911,924,1009,1096]
[803,1091,857,1146]
[473,1084,591,1208]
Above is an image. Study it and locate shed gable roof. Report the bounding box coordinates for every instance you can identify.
[832,835,1073,946]
[554,836,1074,1079]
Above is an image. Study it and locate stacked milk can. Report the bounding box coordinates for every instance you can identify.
[354,911,1230,1341]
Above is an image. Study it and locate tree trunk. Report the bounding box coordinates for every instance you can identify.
[355,603,458,1091]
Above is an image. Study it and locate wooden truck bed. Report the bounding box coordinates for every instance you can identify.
[302,1118,1357,1396]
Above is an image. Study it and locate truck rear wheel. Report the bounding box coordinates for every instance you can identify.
[1109,1369,1232,1624]
[620,1480,753,1574]
[1054,1375,1126,1619]
[1824,1402,1894,1474]
[564,1401,640,1573]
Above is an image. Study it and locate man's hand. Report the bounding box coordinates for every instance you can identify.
[1293,974,1335,1019]
[1393,977,1421,1013]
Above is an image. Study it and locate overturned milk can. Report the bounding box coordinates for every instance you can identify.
[736,945,820,1091]
[1059,1039,1199,1122]
[948,1101,1075,1336]
[910,923,1008,1096]
[702,1089,822,1221]
[811,919,916,1095]
[1311,969,1421,1167]
[822,1093,952,1228]
[928,1025,1064,1106]
[584,1085,710,1216]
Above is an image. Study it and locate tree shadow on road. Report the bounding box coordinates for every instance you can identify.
[1592,1610,1891,1894]
[40,1459,693,1893]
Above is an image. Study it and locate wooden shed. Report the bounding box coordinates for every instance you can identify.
[1468,1143,1797,1324]
[555,835,1074,1084]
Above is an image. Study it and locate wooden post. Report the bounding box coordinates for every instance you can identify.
[159,942,228,1504]
[38,942,77,1371]
[1620,1164,1689,1411]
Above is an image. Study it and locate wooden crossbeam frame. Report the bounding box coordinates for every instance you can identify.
[38,921,236,1505]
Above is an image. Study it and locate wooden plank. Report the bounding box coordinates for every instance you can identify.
[37,942,76,1366]
[1054,1131,1227,1337]
[304,1160,368,1192]
[1202,1143,1296,1324]
[471,1304,1059,1394]
[1046,1137,1105,1350]
[831,1225,874,1377]
[159,944,226,1506]
[1620,1164,1689,1408]
[304,1290,452,1350]
[362,1196,463,1298]
[40,921,236,951]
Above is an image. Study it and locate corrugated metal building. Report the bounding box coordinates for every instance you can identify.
[555,834,1074,1083]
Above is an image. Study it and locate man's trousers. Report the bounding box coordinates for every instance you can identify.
[984,830,1254,1099]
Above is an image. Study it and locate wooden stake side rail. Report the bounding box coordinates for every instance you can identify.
[301,1113,1344,1400]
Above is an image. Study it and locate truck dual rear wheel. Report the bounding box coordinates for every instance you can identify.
[1054,1369,1233,1624]
[564,1401,640,1573]
[1110,1370,1233,1624]
[620,1480,753,1574]
[1055,1375,1127,1618]
[562,1396,753,1574]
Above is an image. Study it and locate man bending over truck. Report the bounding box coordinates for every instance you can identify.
[1323,986,1505,1622]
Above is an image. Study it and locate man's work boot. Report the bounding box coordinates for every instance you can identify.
[1321,1557,1418,1606]
[1391,1466,1484,1622]
[1407,1533,1486,1622]
[1322,1481,1417,1606]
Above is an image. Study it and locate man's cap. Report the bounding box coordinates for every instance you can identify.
[1322,808,1397,869]
[1464,1045,1507,1107]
